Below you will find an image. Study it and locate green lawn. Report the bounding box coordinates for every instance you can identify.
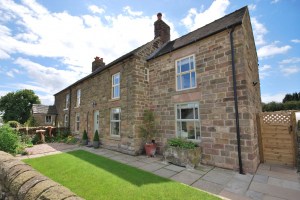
[24,150,220,200]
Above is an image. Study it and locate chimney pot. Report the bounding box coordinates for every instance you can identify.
[92,56,105,72]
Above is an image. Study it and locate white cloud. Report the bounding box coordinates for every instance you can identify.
[5,69,19,77]
[88,5,105,14]
[257,43,291,59]
[123,6,143,16]
[259,64,272,79]
[251,17,267,46]
[271,0,280,4]
[291,39,300,43]
[280,65,300,76]
[0,49,10,59]
[181,0,230,32]
[14,57,83,95]
[280,57,300,64]
[262,93,285,103]
[248,4,256,11]
[0,0,179,75]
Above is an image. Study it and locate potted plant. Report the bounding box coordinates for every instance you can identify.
[93,130,100,148]
[81,130,88,145]
[139,109,157,157]
[163,138,202,169]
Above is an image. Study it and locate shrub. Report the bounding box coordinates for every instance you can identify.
[64,136,78,144]
[0,125,19,153]
[93,130,99,142]
[25,115,38,127]
[7,121,19,128]
[82,130,88,140]
[31,134,40,145]
[167,138,198,149]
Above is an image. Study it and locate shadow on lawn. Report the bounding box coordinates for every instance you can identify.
[66,150,171,187]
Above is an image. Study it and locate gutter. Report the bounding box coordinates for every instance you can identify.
[229,26,244,174]
[68,88,71,130]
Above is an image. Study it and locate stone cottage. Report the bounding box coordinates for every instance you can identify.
[32,104,57,126]
[54,6,261,173]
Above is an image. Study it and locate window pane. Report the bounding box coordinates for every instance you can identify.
[182,73,191,89]
[177,105,181,119]
[195,121,201,140]
[186,121,195,139]
[114,74,120,84]
[191,72,196,87]
[177,75,181,90]
[181,107,194,119]
[195,105,199,119]
[180,58,190,72]
[176,121,182,137]
[180,121,188,139]
[190,57,194,69]
[177,61,181,74]
[112,122,120,135]
[112,108,120,120]
[113,85,119,98]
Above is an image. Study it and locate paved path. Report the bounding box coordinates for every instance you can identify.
[18,143,300,200]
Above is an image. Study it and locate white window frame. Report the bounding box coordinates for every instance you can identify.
[175,55,196,91]
[45,115,52,124]
[65,93,70,109]
[110,108,121,136]
[64,114,68,127]
[75,113,80,132]
[145,68,149,82]
[175,102,201,141]
[76,89,81,107]
[112,73,120,99]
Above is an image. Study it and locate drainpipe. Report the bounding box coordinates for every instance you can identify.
[229,26,244,174]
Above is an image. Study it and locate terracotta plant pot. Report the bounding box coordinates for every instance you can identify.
[145,143,157,157]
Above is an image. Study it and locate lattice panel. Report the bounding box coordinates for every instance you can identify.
[262,113,290,124]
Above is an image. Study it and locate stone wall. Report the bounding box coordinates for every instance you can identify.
[32,114,57,127]
[54,38,161,155]
[147,10,260,173]
[0,151,82,200]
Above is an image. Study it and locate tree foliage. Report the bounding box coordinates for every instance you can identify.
[282,92,300,103]
[0,89,41,124]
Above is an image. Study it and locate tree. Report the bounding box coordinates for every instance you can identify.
[283,92,300,103]
[0,89,41,124]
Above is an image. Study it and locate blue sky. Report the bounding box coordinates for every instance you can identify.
[0,0,299,105]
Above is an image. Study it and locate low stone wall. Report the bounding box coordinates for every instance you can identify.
[0,151,83,200]
[17,127,69,136]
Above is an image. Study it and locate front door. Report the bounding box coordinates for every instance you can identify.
[94,110,99,134]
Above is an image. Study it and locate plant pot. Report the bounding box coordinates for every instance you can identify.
[81,139,88,146]
[163,146,202,169]
[145,143,157,157]
[93,141,99,148]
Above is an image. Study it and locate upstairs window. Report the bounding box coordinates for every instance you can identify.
[45,115,52,124]
[76,89,81,107]
[65,93,70,109]
[112,73,120,99]
[176,103,201,141]
[176,55,196,91]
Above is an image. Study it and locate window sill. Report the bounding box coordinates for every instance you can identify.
[74,106,80,109]
[110,98,120,102]
[63,108,68,111]
[109,135,121,141]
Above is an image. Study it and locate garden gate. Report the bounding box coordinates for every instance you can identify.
[257,111,297,166]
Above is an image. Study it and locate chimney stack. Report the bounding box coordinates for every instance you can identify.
[154,12,170,44]
[92,56,105,72]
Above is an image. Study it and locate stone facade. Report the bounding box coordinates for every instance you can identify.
[54,7,261,173]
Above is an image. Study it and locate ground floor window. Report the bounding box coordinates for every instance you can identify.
[75,113,80,132]
[64,114,68,127]
[176,103,201,140]
[45,115,52,124]
[110,108,120,136]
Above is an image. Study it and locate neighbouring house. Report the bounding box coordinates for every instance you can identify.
[54,6,261,173]
[32,104,57,126]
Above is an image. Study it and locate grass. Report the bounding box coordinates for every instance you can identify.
[24,150,220,200]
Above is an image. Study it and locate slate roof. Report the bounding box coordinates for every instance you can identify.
[148,6,247,60]
[32,104,57,115]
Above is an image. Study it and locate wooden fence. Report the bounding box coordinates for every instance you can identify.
[257,111,297,166]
